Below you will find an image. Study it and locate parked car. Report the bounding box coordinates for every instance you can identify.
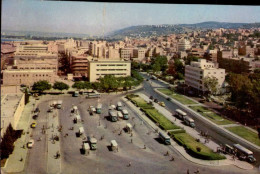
[166,97,171,101]
[150,96,154,100]
[154,98,158,103]
[31,122,37,128]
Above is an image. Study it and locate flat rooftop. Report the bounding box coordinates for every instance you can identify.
[1,94,24,118]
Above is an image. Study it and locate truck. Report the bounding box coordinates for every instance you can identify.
[117,102,123,111]
[89,106,96,115]
[233,144,256,163]
[122,109,129,120]
[109,111,118,122]
[175,109,187,120]
[184,116,195,128]
[96,104,102,114]
[56,100,62,109]
[89,137,97,150]
[73,91,79,97]
[159,132,171,145]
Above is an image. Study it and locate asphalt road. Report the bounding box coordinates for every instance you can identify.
[139,73,260,167]
[20,93,259,174]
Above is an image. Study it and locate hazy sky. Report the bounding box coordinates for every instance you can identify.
[2,0,260,36]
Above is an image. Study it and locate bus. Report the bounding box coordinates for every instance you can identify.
[122,109,129,120]
[233,144,256,163]
[117,102,123,111]
[73,91,79,97]
[96,104,102,114]
[86,92,100,98]
[109,111,118,122]
[159,132,171,145]
[175,109,187,120]
[184,116,195,128]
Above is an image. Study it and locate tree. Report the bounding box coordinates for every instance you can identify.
[152,62,161,73]
[184,56,199,65]
[91,82,101,90]
[24,88,30,104]
[53,81,69,91]
[32,80,52,93]
[202,76,218,96]
[174,59,185,74]
[72,81,86,89]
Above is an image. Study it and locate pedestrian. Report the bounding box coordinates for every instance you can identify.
[131,139,133,143]
[170,156,175,161]
[20,157,23,161]
[195,168,200,174]
[187,169,190,174]
[128,162,132,167]
[144,145,146,149]
[165,151,169,156]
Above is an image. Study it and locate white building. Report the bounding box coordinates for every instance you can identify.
[88,59,131,82]
[177,39,191,52]
[185,59,225,93]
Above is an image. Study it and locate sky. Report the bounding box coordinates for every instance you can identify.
[2,0,260,36]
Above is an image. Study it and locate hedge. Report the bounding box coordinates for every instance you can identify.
[173,133,226,160]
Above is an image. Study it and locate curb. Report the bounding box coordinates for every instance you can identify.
[154,88,260,151]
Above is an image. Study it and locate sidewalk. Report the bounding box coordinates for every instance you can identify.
[154,88,260,151]
[2,97,37,173]
[122,95,253,170]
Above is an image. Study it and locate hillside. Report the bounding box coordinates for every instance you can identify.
[107,21,260,39]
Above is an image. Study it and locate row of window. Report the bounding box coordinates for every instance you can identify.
[11,74,51,77]
[97,69,127,71]
[96,64,127,66]
[96,73,126,76]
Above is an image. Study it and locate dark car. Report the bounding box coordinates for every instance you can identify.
[146,79,149,81]
[166,97,171,101]
[154,98,158,103]
[150,96,154,100]
[34,108,40,113]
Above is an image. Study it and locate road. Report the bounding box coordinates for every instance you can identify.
[20,92,259,174]
[139,73,260,167]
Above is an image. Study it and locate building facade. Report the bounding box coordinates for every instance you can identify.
[185,59,225,93]
[88,59,131,82]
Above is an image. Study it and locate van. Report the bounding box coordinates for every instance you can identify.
[117,111,123,119]
[111,140,118,152]
[78,127,84,135]
[82,142,90,155]
[125,123,132,133]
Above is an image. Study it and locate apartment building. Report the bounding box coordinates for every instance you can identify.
[88,59,131,82]
[185,59,225,93]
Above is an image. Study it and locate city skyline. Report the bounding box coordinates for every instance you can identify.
[2,1,260,36]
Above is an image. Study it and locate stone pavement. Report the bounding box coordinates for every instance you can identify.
[122,94,254,170]
[46,105,61,174]
[2,97,37,173]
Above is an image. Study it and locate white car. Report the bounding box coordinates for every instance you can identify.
[27,139,34,148]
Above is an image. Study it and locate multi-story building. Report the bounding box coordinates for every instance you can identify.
[177,39,191,52]
[133,48,146,61]
[88,59,131,82]
[185,59,225,93]
[2,69,56,86]
[70,55,89,79]
[120,48,133,60]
